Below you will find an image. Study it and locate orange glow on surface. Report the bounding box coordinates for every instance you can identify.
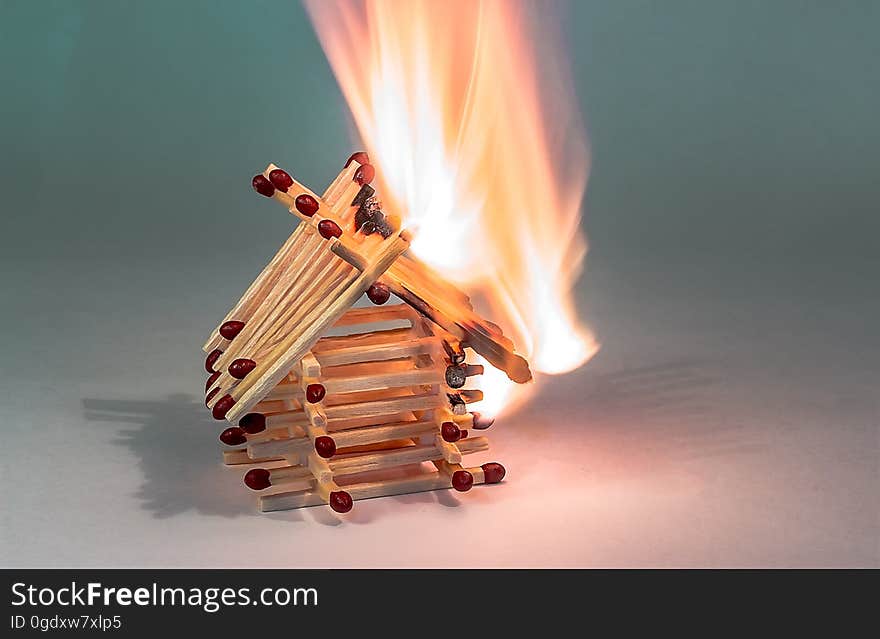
[306,0,598,416]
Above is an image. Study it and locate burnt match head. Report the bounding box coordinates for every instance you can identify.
[329,490,353,513]
[318,219,342,239]
[219,426,247,446]
[366,282,391,305]
[353,163,375,186]
[447,393,465,409]
[243,468,271,491]
[212,394,236,420]
[205,349,223,373]
[451,470,474,492]
[295,194,319,217]
[481,462,506,484]
[252,174,275,197]
[306,383,326,404]
[445,364,467,389]
[205,387,219,407]
[238,412,266,434]
[268,168,294,193]
[314,436,337,459]
[354,195,394,238]
[472,412,495,430]
[350,184,375,208]
[205,370,221,393]
[344,151,370,168]
[219,320,245,340]
[228,358,256,380]
[441,421,461,443]
[442,341,466,366]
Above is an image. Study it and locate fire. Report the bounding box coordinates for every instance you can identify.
[306,0,598,416]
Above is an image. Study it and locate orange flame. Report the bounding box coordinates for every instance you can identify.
[306,0,598,417]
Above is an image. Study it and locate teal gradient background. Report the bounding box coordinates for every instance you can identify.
[1,1,877,566]
[2,1,877,265]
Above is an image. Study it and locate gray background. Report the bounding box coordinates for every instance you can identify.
[1,1,877,566]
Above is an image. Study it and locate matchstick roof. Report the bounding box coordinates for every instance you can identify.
[203,157,531,422]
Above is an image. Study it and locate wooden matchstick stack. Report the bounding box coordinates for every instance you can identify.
[202,153,532,514]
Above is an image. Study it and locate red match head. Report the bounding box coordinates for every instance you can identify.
[295,194,319,217]
[252,174,275,197]
[238,413,266,435]
[344,151,369,168]
[366,282,391,305]
[244,468,271,491]
[219,320,245,340]
[440,421,461,443]
[219,427,247,446]
[481,462,506,484]
[354,163,375,186]
[451,470,474,492]
[212,394,236,420]
[228,358,256,380]
[329,490,353,513]
[314,436,337,459]
[268,168,294,193]
[205,370,221,393]
[204,348,223,373]
[318,219,342,239]
[306,383,326,404]
[205,387,219,407]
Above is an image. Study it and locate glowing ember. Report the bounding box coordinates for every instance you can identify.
[306,0,599,416]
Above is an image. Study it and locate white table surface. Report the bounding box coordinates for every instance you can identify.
[2,253,875,568]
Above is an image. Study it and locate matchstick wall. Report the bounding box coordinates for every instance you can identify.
[202,154,531,514]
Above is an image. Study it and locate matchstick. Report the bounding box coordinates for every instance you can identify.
[222,449,284,465]
[207,242,360,414]
[252,259,354,359]
[251,436,488,489]
[313,326,417,353]
[263,382,303,403]
[260,164,382,258]
[331,303,419,326]
[247,417,438,460]
[381,267,532,383]
[202,222,310,353]
[260,464,490,512]
[321,162,359,209]
[210,227,328,375]
[433,434,463,464]
[323,392,445,423]
[265,409,310,430]
[205,233,329,407]
[386,252,473,310]
[315,335,440,368]
[321,368,441,395]
[225,231,411,421]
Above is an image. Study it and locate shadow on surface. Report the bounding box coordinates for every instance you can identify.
[82,393,254,519]
[79,393,456,525]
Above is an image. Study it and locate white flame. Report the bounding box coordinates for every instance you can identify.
[306,0,598,417]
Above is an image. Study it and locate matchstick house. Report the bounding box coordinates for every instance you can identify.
[202,154,532,514]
